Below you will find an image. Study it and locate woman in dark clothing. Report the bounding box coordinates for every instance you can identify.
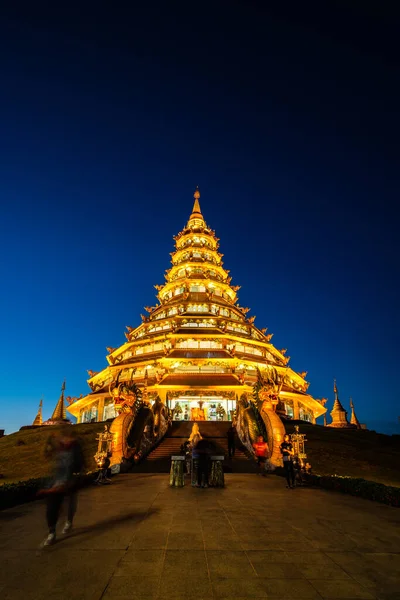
[192,439,210,488]
[280,434,295,488]
[227,425,236,458]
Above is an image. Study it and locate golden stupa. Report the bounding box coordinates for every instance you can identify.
[67,190,326,425]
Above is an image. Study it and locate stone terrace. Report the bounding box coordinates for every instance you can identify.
[1,474,399,599]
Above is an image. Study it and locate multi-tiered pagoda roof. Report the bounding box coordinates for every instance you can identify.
[68,190,326,423]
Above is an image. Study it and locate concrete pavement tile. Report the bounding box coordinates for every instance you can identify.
[258,578,322,598]
[364,553,400,573]
[104,575,161,598]
[163,549,207,574]
[203,533,243,550]
[326,552,370,572]
[170,521,202,532]
[277,542,327,552]
[247,550,293,564]
[159,574,212,598]
[0,549,124,599]
[115,549,165,576]
[0,589,104,600]
[58,528,135,550]
[310,579,376,598]
[252,562,306,579]
[206,550,256,578]
[132,530,170,549]
[200,510,227,519]
[284,551,337,564]
[212,577,269,597]
[352,577,400,600]
[228,523,268,534]
[167,532,204,549]
[201,524,235,536]
[239,535,284,551]
[297,564,353,580]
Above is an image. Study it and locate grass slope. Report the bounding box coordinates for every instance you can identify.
[1,421,400,488]
[285,421,400,488]
[0,423,104,484]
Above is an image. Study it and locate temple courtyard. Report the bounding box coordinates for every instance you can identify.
[0,474,399,600]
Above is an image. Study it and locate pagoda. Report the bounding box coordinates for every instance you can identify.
[68,189,326,425]
[328,380,354,428]
[32,399,43,426]
[350,398,362,429]
[43,381,71,425]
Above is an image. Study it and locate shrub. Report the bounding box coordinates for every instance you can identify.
[307,474,400,507]
[0,473,97,511]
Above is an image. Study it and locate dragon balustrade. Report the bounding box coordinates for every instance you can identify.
[108,370,170,470]
[235,367,286,469]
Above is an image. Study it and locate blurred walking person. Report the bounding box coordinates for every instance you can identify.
[39,427,84,547]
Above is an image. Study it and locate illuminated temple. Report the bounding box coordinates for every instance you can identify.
[67,190,326,426]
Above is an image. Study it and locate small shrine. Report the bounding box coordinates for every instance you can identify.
[94,425,114,470]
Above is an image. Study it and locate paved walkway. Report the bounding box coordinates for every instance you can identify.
[1,474,399,599]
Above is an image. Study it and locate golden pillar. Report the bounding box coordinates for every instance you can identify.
[293,399,300,420]
[97,397,105,422]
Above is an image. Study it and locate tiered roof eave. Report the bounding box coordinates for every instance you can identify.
[68,189,326,422]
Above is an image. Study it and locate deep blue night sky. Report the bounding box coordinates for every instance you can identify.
[0,3,399,434]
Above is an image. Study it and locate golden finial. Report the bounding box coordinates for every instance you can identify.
[190,187,202,218]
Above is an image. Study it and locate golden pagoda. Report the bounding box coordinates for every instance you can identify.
[350,397,361,429]
[43,381,70,425]
[32,399,43,426]
[328,380,353,428]
[68,189,326,425]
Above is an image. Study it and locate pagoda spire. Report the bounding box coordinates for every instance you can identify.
[192,186,201,214]
[328,379,352,428]
[51,380,67,421]
[188,187,204,224]
[32,399,43,426]
[350,397,361,429]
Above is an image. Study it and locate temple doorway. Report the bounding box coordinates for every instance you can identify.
[170,395,235,421]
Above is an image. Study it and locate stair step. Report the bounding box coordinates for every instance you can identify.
[133,420,257,474]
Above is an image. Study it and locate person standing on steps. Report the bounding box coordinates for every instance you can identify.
[193,438,210,488]
[253,435,269,476]
[227,424,236,459]
[280,433,296,488]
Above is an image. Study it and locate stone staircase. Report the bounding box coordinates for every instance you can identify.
[134,421,257,473]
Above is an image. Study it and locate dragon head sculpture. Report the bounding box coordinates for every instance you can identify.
[109,370,142,414]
